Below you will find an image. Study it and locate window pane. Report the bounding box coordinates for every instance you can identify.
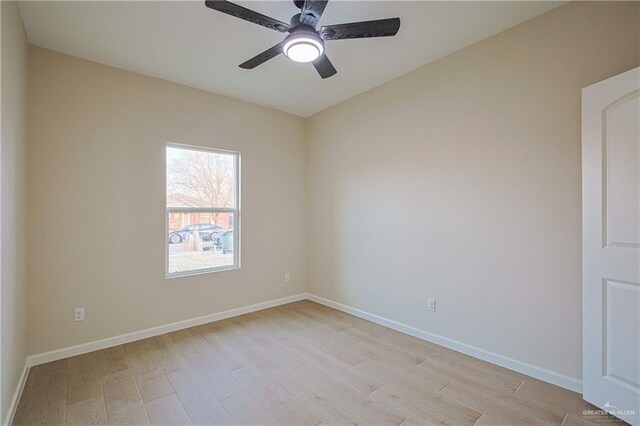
[168,211,235,274]
[167,146,236,208]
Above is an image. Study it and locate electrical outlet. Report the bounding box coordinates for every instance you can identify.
[284,273,291,283]
[74,307,85,322]
[427,298,437,312]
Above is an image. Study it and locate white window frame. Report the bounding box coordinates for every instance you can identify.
[165,142,241,278]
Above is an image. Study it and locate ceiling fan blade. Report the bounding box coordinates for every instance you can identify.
[299,0,328,28]
[239,43,284,69]
[312,54,337,79]
[205,1,290,33]
[320,17,400,40]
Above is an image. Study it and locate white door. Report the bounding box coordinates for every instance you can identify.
[583,67,640,426]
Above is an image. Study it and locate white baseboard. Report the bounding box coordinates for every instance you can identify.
[4,360,30,426]
[306,293,583,393]
[28,293,306,367]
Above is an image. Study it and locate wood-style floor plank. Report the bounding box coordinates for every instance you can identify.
[66,368,102,406]
[147,335,191,375]
[290,341,382,394]
[13,301,610,426]
[515,376,598,419]
[101,370,150,425]
[298,363,405,425]
[294,390,351,426]
[371,385,481,425]
[192,325,251,372]
[440,381,566,425]
[292,326,368,367]
[12,362,68,426]
[417,356,524,394]
[238,345,312,397]
[185,350,245,400]
[220,391,279,425]
[124,340,175,403]
[65,397,107,426]
[145,393,193,426]
[166,368,233,424]
[231,365,319,425]
[96,346,129,377]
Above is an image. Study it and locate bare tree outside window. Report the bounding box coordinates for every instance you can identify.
[167,150,235,209]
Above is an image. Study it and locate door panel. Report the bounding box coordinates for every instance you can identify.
[604,91,640,247]
[604,279,639,389]
[583,67,640,426]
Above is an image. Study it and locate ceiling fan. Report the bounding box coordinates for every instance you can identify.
[204,0,401,79]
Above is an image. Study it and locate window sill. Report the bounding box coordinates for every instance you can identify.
[165,265,240,279]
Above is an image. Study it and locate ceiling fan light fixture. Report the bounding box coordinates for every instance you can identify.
[283,32,324,63]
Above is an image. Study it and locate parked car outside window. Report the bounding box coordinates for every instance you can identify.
[168,223,223,244]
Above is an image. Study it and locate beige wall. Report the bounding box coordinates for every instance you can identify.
[27,47,307,355]
[306,1,639,381]
[1,1,29,421]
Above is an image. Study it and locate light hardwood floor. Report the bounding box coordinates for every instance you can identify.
[12,300,619,425]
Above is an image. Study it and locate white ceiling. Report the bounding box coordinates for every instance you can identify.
[18,1,563,117]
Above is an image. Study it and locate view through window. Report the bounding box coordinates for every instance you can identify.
[166,144,239,276]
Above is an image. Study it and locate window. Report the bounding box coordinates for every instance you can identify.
[166,144,240,277]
